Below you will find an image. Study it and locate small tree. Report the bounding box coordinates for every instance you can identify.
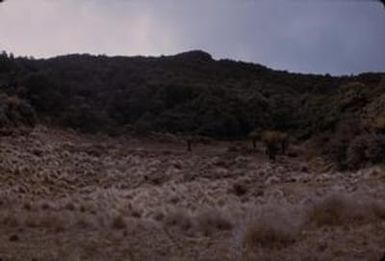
[261,130,288,161]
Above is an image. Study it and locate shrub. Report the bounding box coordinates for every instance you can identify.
[346,134,385,169]
[346,135,371,169]
[0,94,36,129]
[338,82,369,112]
[325,118,366,170]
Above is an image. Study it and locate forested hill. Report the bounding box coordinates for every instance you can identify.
[0,50,384,139]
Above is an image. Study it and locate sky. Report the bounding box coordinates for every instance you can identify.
[0,0,384,75]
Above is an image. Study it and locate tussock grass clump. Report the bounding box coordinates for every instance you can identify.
[306,194,353,226]
[39,213,67,232]
[306,193,385,227]
[127,203,143,218]
[370,200,385,220]
[40,201,53,211]
[24,214,39,228]
[195,207,233,236]
[232,181,248,196]
[9,234,19,242]
[23,212,70,232]
[76,214,96,229]
[163,208,192,231]
[111,215,127,230]
[238,206,302,251]
[1,212,21,227]
[150,208,165,222]
[23,201,33,211]
[64,201,76,211]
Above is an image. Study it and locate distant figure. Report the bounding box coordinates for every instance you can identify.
[186,137,192,152]
[184,135,196,152]
[248,131,260,152]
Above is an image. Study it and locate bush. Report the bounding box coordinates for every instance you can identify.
[0,94,36,129]
[347,134,385,169]
[346,135,369,169]
[325,118,366,170]
[326,117,385,170]
[338,82,369,113]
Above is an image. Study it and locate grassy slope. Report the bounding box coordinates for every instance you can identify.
[0,127,384,260]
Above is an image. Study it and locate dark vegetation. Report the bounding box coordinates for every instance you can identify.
[0,50,384,169]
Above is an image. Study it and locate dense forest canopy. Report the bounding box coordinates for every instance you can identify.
[0,50,384,141]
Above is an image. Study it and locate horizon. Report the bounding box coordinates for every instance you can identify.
[1,0,385,75]
[7,49,384,77]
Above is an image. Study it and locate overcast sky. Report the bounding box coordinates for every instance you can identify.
[0,0,384,75]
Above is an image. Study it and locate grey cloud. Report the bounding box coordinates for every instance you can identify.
[0,0,384,74]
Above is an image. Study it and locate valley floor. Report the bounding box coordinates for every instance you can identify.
[0,127,384,261]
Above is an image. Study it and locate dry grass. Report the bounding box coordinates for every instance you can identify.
[1,212,21,227]
[64,201,76,211]
[194,207,233,236]
[163,208,193,231]
[237,206,302,252]
[38,212,68,232]
[305,193,384,227]
[232,180,248,196]
[111,214,127,230]
[371,200,385,219]
[0,128,384,260]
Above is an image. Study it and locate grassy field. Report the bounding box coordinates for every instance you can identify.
[0,126,384,261]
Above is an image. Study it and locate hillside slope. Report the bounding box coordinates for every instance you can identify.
[0,50,383,139]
